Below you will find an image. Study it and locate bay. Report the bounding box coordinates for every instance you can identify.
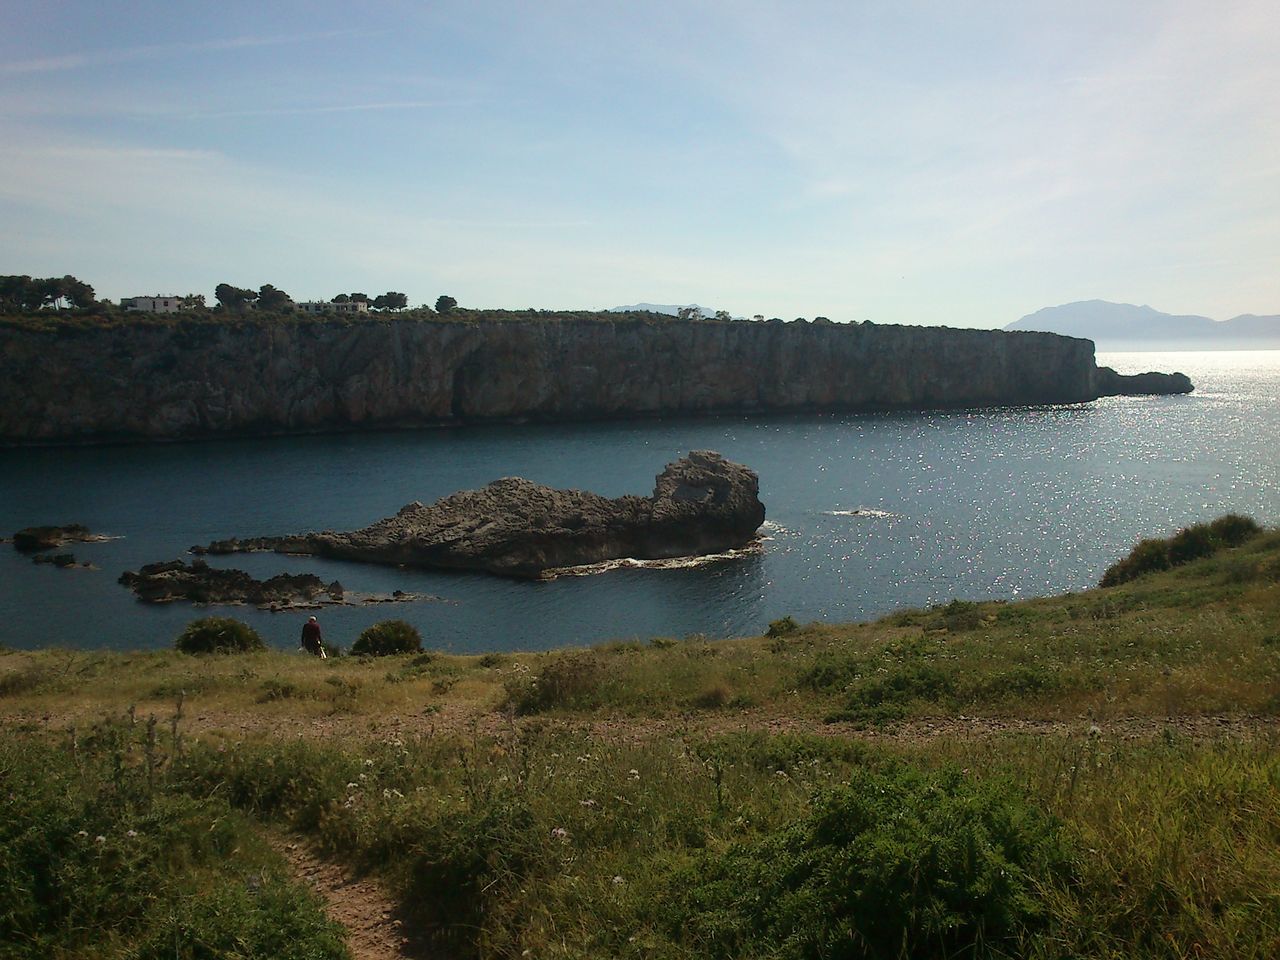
[1,350,1276,653]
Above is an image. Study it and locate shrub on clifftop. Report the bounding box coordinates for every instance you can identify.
[352,620,422,656]
[174,616,265,654]
[665,765,1073,959]
[1101,514,1262,587]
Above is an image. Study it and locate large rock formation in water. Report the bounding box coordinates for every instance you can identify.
[0,313,1192,443]
[196,450,766,578]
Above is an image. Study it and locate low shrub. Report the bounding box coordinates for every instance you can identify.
[174,616,264,654]
[767,615,800,637]
[1166,524,1216,566]
[664,765,1073,959]
[831,663,955,724]
[504,651,605,714]
[0,734,348,960]
[352,619,422,656]
[1101,515,1262,587]
[1209,513,1261,547]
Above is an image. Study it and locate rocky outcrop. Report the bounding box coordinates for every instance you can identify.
[1093,367,1194,397]
[0,314,1192,443]
[119,560,345,606]
[11,524,108,551]
[199,450,766,578]
[117,559,429,609]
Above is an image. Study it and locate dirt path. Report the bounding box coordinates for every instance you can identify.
[271,834,434,960]
[6,703,1277,746]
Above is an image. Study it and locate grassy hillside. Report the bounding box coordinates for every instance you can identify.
[2,528,1279,958]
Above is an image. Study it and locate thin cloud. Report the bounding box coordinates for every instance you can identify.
[182,100,478,120]
[0,30,371,75]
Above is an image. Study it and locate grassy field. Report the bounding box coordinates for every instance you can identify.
[2,527,1278,958]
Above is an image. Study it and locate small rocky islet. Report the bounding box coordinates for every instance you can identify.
[194,450,766,579]
[116,559,430,610]
[9,523,110,552]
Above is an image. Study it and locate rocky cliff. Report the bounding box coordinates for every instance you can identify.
[196,450,766,578]
[0,314,1186,443]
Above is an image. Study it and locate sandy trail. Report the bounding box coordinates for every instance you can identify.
[271,834,436,960]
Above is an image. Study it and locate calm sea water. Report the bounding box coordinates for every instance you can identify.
[1,350,1276,654]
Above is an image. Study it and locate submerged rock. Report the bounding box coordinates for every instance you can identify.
[199,450,766,578]
[33,552,83,568]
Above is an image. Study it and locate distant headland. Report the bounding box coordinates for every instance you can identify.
[0,305,1192,443]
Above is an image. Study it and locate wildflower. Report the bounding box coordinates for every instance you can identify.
[611,875,625,885]
[125,830,138,838]
[365,758,374,767]
[77,830,89,838]
[347,781,359,790]
[579,798,597,807]
[627,769,640,781]
[94,835,106,844]
[551,827,570,842]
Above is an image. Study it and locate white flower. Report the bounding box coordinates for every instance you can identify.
[94,835,106,844]
[611,875,625,885]
[125,830,138,838]
[551,827,570,842]
[627,769,640,781]
[346,781,359,790]
[77,830,89,838]
[365,758,374,767]
[579,798,597,807]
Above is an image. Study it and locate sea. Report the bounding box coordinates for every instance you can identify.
[1,350,1276,654]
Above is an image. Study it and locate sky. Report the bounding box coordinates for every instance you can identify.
[2,0,1277,327]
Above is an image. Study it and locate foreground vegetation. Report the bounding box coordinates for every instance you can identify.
[2,525,1279,958]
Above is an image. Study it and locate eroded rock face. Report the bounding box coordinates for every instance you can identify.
[199,451,766,578]
[0,315,1191,443]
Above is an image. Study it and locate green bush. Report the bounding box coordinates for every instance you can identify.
[831,662,955,724]
[0,734,348,960]
[351,619,422,656]
[767,615,800,637]
[174,616,264,654]
[665,765,1073,960]
[1208,513,1261,547]
[503,651,605,714]
[1166,524,1217,566]
[1101,515,1263,587]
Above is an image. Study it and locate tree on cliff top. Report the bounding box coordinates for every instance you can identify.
[257,284,293,312]
[435,295,458,314]
[373,291,408,311]
[215,283,257,312]
[0,274,96,311]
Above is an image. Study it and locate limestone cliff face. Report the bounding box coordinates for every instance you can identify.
[0,316,1122,442]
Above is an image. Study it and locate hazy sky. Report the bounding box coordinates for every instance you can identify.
[2,1,1276,326]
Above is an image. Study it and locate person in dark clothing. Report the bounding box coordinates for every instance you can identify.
[300,616,326,658]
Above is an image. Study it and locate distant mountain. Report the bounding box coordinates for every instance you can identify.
[1006,300,1280,349]
[606,303,707,316]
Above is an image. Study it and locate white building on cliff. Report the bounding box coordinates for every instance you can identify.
[296,300,370,315]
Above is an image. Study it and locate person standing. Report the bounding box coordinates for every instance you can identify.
[300,615,326,658]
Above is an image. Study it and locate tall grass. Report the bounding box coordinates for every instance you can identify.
[0,721,349,959]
